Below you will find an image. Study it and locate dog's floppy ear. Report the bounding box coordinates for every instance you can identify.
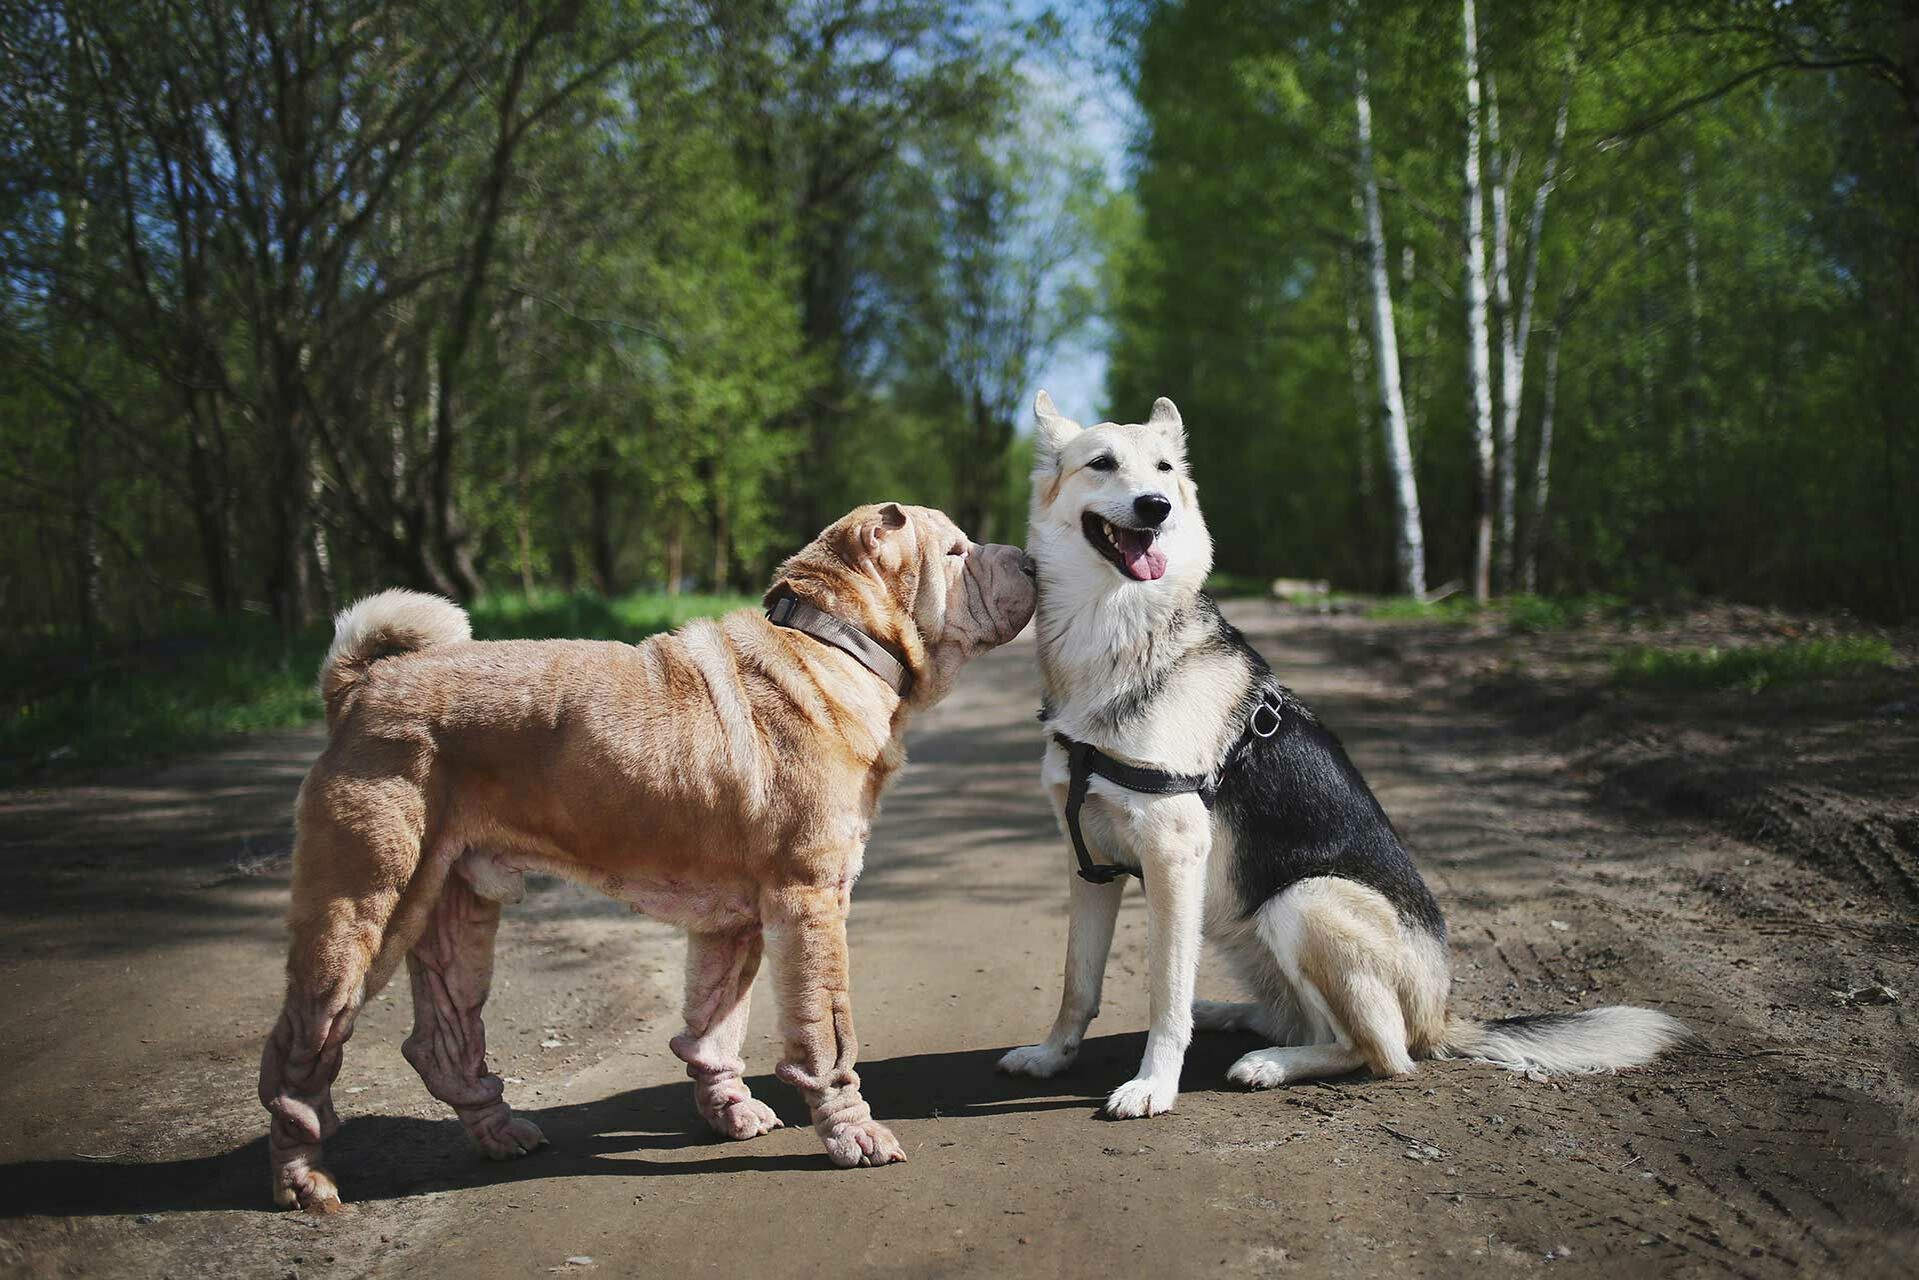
[859,501,909,558]
[1032,390,1081,463]
[1146,396,1185,447]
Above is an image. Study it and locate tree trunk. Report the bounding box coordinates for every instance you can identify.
[1487,73,1519,592]
[1342,242,1375,500]
[665,511,685,597]
[1462,0,1495,603]
[1354,44,1427,598]
[710,489,731,591]
[1682,148,1705,507]
[588,444,616,596]
[1521,322,1563,593]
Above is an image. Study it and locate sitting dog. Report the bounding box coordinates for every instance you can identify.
[999,392,1685,1118]
[258,503,1035,1211]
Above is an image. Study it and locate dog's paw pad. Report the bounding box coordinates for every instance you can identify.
[1102,1077,1176,1119]
[998,1044,1075,1078]
[823,1119,905,1168]
[1227,1051,1287,1090]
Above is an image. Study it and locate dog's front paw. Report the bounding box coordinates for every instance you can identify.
[1102,1076,1177,1119]
[467,1111,548,1160]
[997,1042,1076,1079]
[701,1093,784,1141]
[272,1162,347,1215]
[821,1118,906,1168]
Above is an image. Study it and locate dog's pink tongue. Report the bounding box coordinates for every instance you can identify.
[1123,543,1168,581]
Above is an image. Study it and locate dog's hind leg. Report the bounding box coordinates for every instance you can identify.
[671,928,782,1141]
[1191,1000,1292,1039]
[1228,878,1417,1090]
[260,797,427,1212]
[401,872,546,1160]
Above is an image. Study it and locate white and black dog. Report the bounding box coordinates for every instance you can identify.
[998,391,1686,1119]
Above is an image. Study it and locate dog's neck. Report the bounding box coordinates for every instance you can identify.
[1035,568,1205,735]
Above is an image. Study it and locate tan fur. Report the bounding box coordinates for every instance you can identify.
[258,504,1035,1211]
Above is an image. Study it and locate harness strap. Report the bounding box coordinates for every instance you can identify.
[1054,732,1208,884]
[1052,687,1284,886]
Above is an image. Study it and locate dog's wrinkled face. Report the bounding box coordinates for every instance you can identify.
[770,502,1036,706]
[1026,391,1212,594]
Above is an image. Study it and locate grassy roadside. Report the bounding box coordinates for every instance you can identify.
[1357,592,1901,692]
[1,591,752,784]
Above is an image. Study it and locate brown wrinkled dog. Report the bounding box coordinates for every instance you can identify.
[257,503,1036,1212]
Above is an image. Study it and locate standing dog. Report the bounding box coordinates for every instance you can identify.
[259,503,1035,1211]
[998,392,1684,1119]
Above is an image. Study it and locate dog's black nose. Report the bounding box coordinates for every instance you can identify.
[1133,493,1173,527]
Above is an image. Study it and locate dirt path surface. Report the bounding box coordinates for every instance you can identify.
[3,604,1915,1278]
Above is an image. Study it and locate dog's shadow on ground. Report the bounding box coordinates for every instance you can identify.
[0,1031,1263,1218]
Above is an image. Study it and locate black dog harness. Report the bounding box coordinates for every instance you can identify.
[1054,689,1283,884]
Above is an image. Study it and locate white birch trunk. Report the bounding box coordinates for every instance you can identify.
[1487,72,1519,591]
[1682,147,1704,468]
[1462,0,1495,603]
[1355,51,1427,599]
[1521,322,1563,593]
[1343,239,1376,498]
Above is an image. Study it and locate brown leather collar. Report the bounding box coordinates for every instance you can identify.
[766,594,912,696]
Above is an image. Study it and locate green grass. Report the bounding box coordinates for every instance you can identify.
[1365,595,1483,622]
[1610,635,1897,692]
[1363,591,1628,630]
[1,591,752,783]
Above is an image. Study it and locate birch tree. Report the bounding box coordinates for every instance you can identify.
[1487,66,1572,591]
[1354,34,1427,599]
[1460,0,1495,603]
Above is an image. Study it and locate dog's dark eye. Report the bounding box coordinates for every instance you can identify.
[1156,460,1174,472]
[947,541,966,557]
[1087,455,1117,472]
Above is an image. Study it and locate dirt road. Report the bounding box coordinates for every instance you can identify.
[3,605,1914,1278]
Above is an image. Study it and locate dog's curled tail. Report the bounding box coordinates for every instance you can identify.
[319,589,470,725]
[1438,1006,1690,1075]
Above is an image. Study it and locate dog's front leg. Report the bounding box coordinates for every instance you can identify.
[1105,808,1208,1120]
[765,883,905,1168]
[998,869,1124,1078]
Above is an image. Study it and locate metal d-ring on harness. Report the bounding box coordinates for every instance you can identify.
[1054,687,1284,885]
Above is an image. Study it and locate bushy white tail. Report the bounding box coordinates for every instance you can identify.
[1440,1006,1689,1075]
[319,589,469,724]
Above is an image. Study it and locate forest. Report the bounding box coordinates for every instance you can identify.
[3,0,1915,645]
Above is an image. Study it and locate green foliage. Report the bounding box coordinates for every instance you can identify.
[1107,0,1919,620]
[1611,636,1897,692]
[0,593,749,781]
[0,1,1066,631]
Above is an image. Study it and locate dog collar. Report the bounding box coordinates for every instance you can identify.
[767,595,912,696]
[1054,688,1283,884]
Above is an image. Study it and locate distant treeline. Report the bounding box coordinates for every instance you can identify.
[2,1,1098,636]
[1107,0,1917,620]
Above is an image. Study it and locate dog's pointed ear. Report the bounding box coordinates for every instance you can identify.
[1032,390,1081,462]
[1146,396,1185,445]
[860,501,909,558]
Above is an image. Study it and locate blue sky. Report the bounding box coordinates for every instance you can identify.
[1015,5,1135,428]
